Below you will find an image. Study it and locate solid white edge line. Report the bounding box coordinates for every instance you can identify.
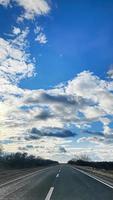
[71,166,113,189]
[45,187,54,200]
[0,166,54,188]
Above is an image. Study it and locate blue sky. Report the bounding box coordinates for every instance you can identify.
[20,0,113,89]
[0,0,113,162]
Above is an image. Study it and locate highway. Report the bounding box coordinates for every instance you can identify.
[0,165,113,200]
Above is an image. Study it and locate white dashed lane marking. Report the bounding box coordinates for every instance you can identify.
[56,174,59,178]
[45,167,61,200]
[45,187,54,200]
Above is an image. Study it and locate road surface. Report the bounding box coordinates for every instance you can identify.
[0,165,113,200]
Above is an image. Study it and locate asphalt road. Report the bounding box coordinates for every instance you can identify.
[0,165,113,200]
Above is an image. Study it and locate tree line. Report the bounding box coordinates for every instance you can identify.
[68,155,113,170]
[0,151,58,169]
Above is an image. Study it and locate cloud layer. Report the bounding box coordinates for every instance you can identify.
[1,67,113,161]
[0,0,113,162]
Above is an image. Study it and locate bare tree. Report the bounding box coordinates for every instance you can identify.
[0,145,3,156]
[70,153,91,162]
[78,154,91,162]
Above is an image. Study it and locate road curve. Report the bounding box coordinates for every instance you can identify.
[0,165,113,200]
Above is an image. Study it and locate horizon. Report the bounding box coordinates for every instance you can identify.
[1,0,113,162]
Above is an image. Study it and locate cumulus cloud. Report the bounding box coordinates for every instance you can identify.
[59,146,67,153]
[1,18,113,161]
[18,146,27,151]
[77,134,113,145]
[83,130,104,136]
[25,127,77,140]
[77,136,105,144]
[0,0,50,20]
[65,71,113,131]
[35,32,47,44]
[12,27,21,35]
[40,93,77,105]
[0,28,35,85]
[0,0,10,6]
[1,69,113,159]
[66,71,106,103]
[107,65,113,79]
[69,147,113,162]
[34,25,48,45]
[35,110,54,121]
[34,26,42,34]
[16,0,50,20]
[0,27,36,145]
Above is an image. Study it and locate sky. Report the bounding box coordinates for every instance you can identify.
[0,0,113,162]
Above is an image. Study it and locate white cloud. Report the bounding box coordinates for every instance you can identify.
[0,27,36,142]
[12,27,21,35]
[34,26,42,34]
[1,17,113,161]
[81,106,105,119]
[66,71,106,102]
[107,65,113,79]
[65,71,113,133]
[35,32,47,44]
[0,0,50,20]
[0,8,112,161]
[69,146,113,162]
[17,0,50,21]
[34,26,48,45]
[20,71,113,138]
[16,0,50,20]
[0,28,35,85]
[0,0,10,6]
[77,136,104,145]
[1,68,113,161]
